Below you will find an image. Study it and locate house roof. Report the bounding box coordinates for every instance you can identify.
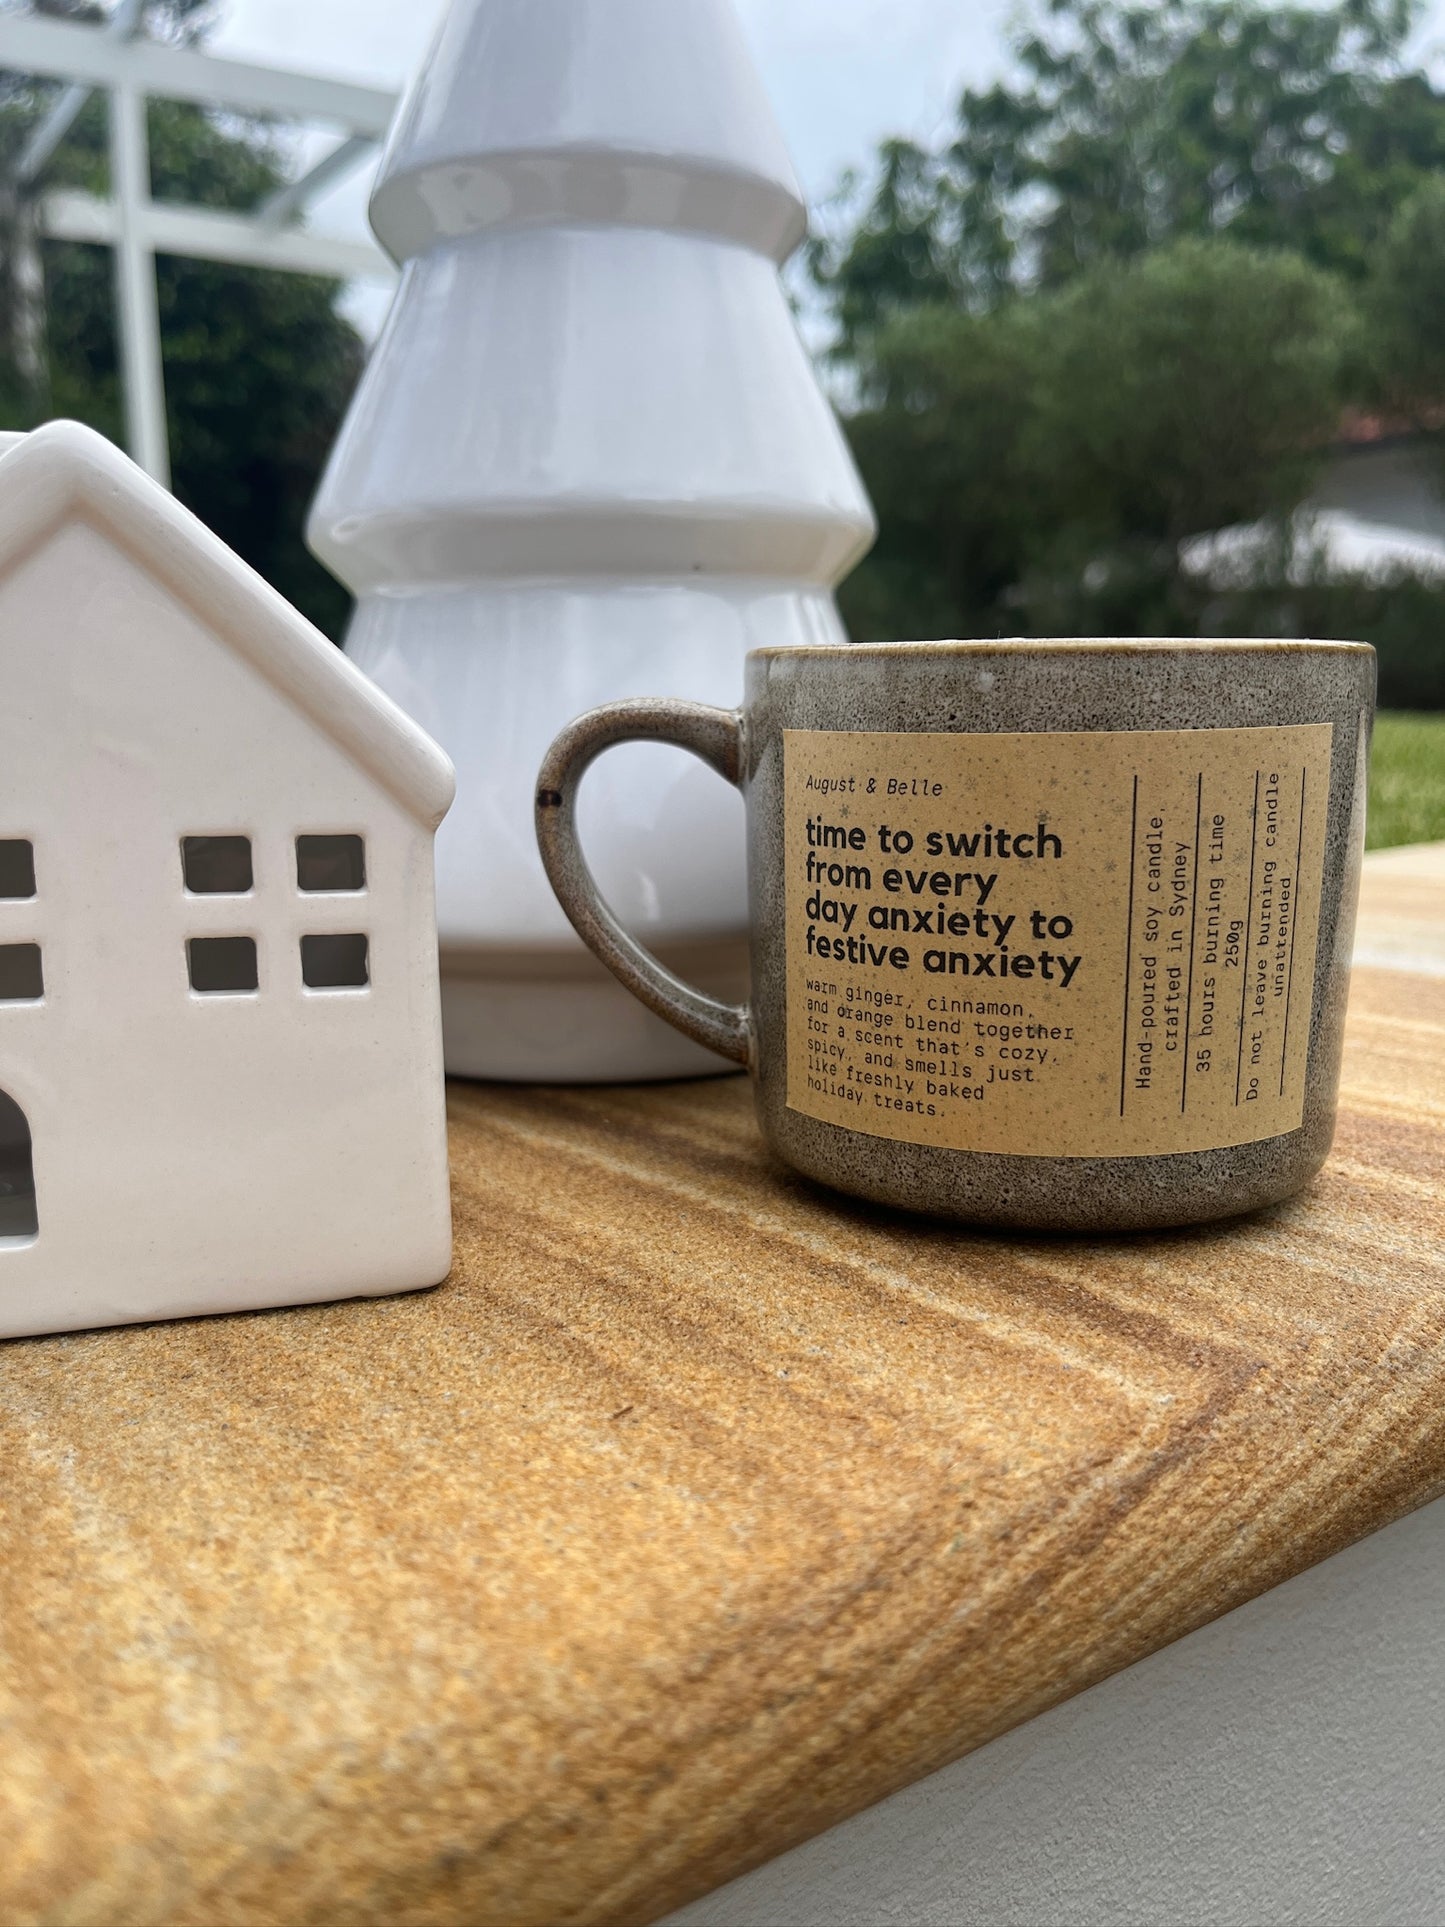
[0,422,455,829]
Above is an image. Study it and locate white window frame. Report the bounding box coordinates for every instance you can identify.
[0,5,398,486]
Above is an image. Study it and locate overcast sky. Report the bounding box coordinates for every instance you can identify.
[206,0,1445,330]
[211,0,1018,204]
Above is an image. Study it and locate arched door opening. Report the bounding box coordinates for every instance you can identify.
[0,1089,36,1239]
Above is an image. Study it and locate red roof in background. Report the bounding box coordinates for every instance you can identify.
[1336,405,1445,448]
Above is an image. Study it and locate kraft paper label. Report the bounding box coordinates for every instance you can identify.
[784,724,1333,1158]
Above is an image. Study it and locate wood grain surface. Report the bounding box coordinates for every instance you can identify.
[2,846,1443,1927]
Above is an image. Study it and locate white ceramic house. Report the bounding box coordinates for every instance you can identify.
[0,422,456,1341]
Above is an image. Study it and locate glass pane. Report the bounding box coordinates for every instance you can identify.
[296,835,365,893]
[0,841,35,899]
[0,1088,36,1239]
[188,936,258,994]
[0,944,43,1002]
[183,836,253,895]
[301,933,369,989]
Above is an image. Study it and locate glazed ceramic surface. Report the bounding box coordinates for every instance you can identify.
[308,0,875,1082]
[0,424,455,1339]
[537,640,1375,1231]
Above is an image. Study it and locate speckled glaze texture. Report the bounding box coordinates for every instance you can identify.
[744,641,1374,1231]
[536,639,1374,1231]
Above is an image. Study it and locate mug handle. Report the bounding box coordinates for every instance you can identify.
[535,698,752,1068]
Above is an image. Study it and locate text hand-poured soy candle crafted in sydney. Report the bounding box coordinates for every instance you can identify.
[537,640,1374,1232]
[0,424,455,1340]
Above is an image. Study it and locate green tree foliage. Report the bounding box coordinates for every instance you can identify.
[820,0,1445,707]
[0,0,362,636]
[1365,174,1445,522]
[1369,174,1445,414]
[844,240,1349,627]
[816,0,1445,345]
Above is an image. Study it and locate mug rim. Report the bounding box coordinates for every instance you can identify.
[750,636,1375,659]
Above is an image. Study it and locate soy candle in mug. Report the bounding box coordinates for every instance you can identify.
[536,640,1374,1231]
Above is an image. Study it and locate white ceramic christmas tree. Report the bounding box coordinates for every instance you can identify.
[308,0,875,1081]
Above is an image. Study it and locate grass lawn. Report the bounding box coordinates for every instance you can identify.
[1369,712,1445,851]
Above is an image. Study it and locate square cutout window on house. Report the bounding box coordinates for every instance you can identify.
[0,944,43,1002]
[0,841,35,899]
[302,933,369,990]
[0,1087,37,1239]
[183,836,253,895]
[296,834,365,893]
[188,936,258,995]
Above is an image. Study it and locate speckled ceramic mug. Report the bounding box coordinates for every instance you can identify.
[536,640,1375,1230]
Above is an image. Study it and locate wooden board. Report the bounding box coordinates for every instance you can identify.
[2,846,1443,1927]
